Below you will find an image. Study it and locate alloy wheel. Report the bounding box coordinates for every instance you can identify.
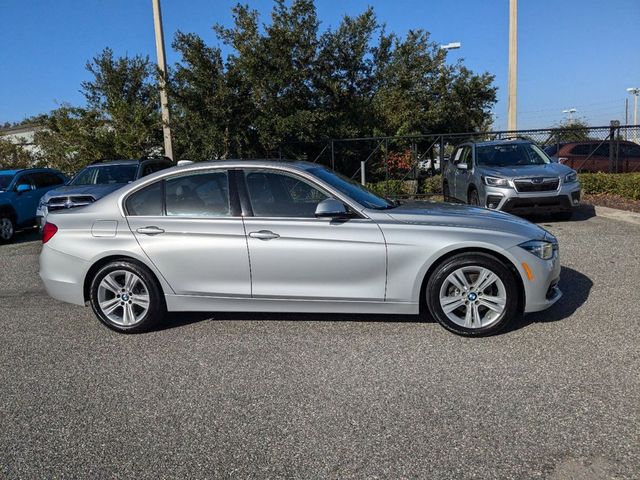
[438,266,507,329]
[97,270,150,326]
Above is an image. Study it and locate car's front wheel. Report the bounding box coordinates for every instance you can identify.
[0,215,15,243]
[89,260,165,333]
[426,253,520,336]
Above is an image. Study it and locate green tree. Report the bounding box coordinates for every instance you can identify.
[0,136,35,169]
[549,119,591,143]
[35,48,162,171]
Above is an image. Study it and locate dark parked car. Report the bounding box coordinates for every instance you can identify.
[544,140,640,173]
[0,168,67,242]
[36,157,173,229]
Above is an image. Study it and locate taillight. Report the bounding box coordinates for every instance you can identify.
[42,223,58,244]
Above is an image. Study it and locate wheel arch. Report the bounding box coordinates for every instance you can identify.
[418,246,525,315]
[0,203,17,221]
[83,255,167,303]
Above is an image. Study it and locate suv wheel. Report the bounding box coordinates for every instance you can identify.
[468,189,480,206]
[89,260,166,333]
[426,253,520,336]
[0,215,15,242]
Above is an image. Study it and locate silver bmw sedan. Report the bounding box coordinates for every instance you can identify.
[39,160,562,336]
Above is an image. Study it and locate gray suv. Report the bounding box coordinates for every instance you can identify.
[442,140,581,219]
[36,157,172,229]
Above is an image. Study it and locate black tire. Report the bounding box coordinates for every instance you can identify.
[552,211,573,221]
[89,260,166,333]
[0,214,15,243]
[426,253,520,337]
[443,182,450,202]
[468,188,480,206]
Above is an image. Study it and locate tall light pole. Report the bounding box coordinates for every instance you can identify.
[562,108,577,123]
[152,0,173,160]
[507,0,518,131]
[627,87,639,143]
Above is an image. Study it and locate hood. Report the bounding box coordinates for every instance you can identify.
[480,163,573,178]
[378,201,549,240]
[40,183,127,203]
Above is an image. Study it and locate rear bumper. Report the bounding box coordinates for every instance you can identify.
[39,245,87,306]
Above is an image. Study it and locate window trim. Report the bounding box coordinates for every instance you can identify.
[238,167,361,220]
[124,168,240,218]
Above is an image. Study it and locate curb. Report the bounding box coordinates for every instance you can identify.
[593,205,640,226]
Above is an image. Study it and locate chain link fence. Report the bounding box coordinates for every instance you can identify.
[275,124,640,198]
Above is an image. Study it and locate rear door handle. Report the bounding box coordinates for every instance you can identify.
[248,230,280,240]
[136,226,165,235]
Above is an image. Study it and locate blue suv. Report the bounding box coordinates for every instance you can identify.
[0,168,68,242]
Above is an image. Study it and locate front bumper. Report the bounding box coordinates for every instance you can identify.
[482,183,581,214]
[507,244,562,313]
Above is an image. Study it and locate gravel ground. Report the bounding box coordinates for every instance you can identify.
[0,211,638,479]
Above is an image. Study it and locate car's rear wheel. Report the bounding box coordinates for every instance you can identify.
[443,182,450,202]
[0,215,15,243]
[89,260,165,333]
[426,253,520,336]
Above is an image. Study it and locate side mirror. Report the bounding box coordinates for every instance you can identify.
[456,163,469,170]
[15,184,33,193]
[315,198,349,219]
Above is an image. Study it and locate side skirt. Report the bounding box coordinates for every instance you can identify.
[165,294,419,315]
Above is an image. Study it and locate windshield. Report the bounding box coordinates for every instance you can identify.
[309,167,394,209]
[476,143,551,167]
[0,174,13,191]
[69,164,138,186]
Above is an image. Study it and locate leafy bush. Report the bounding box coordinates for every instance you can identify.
[579,173,640,200]
[366,180,413,197]
[421,174,443,195]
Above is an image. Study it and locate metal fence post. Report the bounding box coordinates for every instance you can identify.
[361,161,366,185]
[609,121,619,173]
[384,138,389,197]
[331,140,335,170]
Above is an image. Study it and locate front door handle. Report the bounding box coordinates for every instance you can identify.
[248,230,280,240]
[136,226,165,235]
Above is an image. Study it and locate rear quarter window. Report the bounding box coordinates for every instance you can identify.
[126,182,163,216]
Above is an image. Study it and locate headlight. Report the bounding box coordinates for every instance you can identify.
[564,172,577,183]
[482,176,511,188]
[518,240,557,260]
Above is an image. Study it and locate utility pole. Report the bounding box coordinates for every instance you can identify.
[627,88,639,143]
[152,0,173,160]
[507,0,518,131]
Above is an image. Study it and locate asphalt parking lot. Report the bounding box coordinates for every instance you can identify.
[1,209,638,479]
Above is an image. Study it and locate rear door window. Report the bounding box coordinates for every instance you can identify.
[165,171,230,217]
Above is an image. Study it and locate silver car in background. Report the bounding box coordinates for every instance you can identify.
[40,160,562,336]
[442,140,581,220]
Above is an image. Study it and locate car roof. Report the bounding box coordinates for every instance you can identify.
[162,159,321,173]
[0,168,61,175]
[89,157,172,166]
[466,139,533,147]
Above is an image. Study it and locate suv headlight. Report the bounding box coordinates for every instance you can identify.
[482,176,511,188]
[564,172,578,183]
[518,240,557,260]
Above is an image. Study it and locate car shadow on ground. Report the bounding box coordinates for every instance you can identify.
[159,265,592,335]
[503,266,593,334]
[522,203,596,224]
[9,229,41,245]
